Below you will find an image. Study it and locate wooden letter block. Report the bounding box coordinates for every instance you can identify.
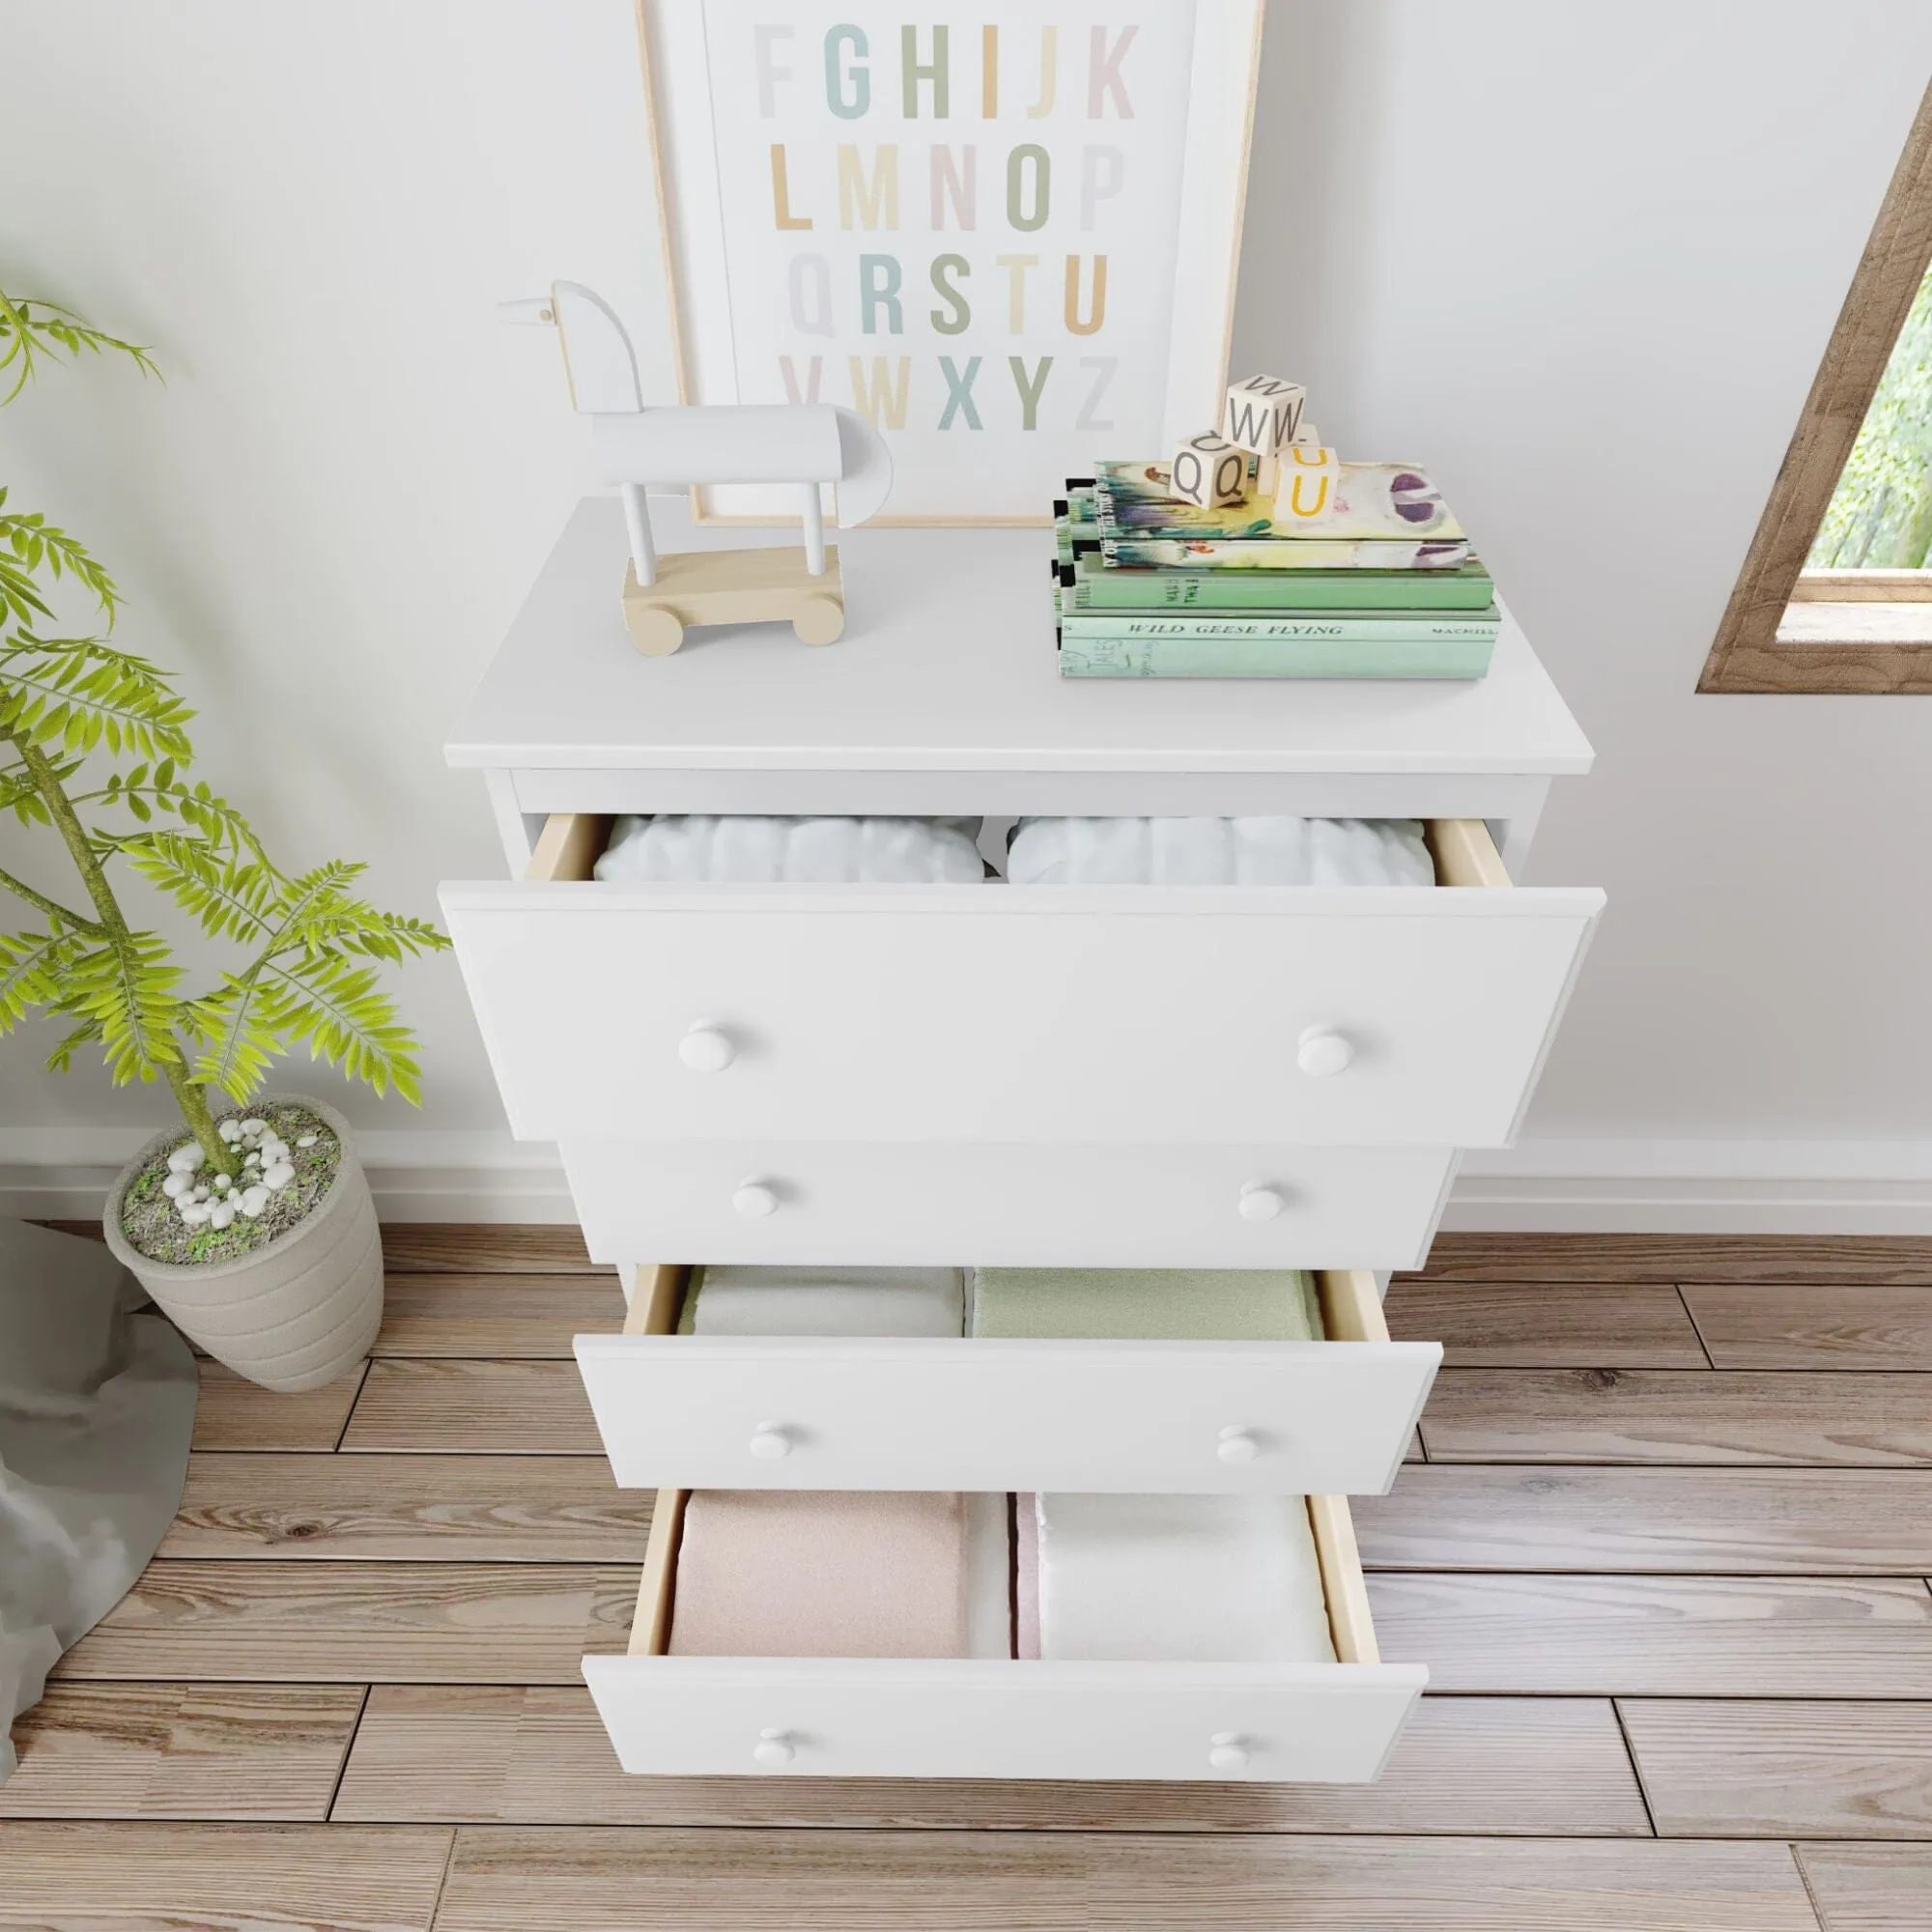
[1253,422,1321,497]
[1222,374,1306,458]
[1169,432,1248,509]
[1273,443,1341,525]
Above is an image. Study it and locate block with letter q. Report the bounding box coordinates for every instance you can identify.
[1169,431,1249,509]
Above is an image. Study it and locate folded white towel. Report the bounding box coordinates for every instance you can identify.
[682,1264,965,1338]
[595,814,985,884]
[1007,816,1434,888]
[1034,1492,1336,1663]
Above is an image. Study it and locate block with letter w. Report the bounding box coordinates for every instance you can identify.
[1222,374,1306,458]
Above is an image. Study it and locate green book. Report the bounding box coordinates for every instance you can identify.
[1103,534,1474,570]
[1061,554,1496,611]
[1056,630,1494,680]
[1059,485,1101,531]
[1058,608,1501,643]
[1053,497,1102,568]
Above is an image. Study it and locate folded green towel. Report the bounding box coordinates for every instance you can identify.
[969,1268,1323,1341]
[677,1264,965,1337]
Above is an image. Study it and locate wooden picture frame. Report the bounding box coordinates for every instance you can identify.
[1699,78,1932,695]
[631,1,1264,526]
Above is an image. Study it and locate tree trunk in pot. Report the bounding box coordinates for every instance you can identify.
[101,1094,383,1392]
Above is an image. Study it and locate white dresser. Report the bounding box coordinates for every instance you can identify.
[441,496,1600,1785]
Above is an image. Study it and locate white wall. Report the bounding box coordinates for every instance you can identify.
[1236,3,1932,1227]
[0,0,658,1210]
[4,0,1932,1226]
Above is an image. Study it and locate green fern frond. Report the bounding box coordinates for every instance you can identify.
[285,895,452,961]
[330,906,451,960]
[0,291,158,407]
[264,951,423,1102]
[242,860,372,956]
[1,504,121,622]
[0,500,53,626]
[0,925,79,1028]
[82,772,268,860]
[185,973,287,1101]
[122,831,281,943]
[45,1017,101,1074]
[55,928,185,1083]
[0,634,193,757]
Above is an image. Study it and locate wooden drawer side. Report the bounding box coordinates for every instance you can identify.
[1426,817,1513,889]
[622,1263,690,1336]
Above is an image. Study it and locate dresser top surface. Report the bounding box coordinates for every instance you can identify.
[445,497,1593,778]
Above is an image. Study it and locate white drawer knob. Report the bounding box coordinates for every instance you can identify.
[732,1180,780,1219]
[1208,1731,1250,1772]
[1238,1182,1285,1223]
[749,1423,793,1460]
[1217,1427,1261,1465]
[1296,1025,1354,1078]
[753,1728,795,1766]
[679,1023,735,1072]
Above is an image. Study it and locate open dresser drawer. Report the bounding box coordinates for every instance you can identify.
[575,1267,1437,1495]
[584,1486,1423,1783]
[441,815,1602,1149]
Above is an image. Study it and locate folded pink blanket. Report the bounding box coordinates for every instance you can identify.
[669,1490,972,1659]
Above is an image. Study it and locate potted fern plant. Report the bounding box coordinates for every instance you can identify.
[1,287,447,1390]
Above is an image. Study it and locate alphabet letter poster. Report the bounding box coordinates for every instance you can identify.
[652,2,1235,522]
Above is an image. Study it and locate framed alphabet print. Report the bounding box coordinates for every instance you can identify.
[635,1,1265,524]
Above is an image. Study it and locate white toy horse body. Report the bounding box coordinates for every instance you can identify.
[501,281,893,650]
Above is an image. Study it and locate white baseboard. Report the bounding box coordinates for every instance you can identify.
[13,1129,1932,1235]
[1445,1140,1932,1235]
[0,1127,579,1224]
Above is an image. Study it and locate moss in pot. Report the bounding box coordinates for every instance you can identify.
[0,287,447,1389]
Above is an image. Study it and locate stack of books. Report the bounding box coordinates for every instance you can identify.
[1052,460,1500,680]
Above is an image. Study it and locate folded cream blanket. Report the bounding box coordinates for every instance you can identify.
[970,1267,1323,1342]
[668,1490,1009,1659]
[595,814,985,884]
[963,1491,1012,1662]
[1033,1492,1336,1663]
[1007,816,1434,887]
[678,1264,965,1337]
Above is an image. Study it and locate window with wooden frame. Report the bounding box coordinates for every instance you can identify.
[1701,77,1932,694]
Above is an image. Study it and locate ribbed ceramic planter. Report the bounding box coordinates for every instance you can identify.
[101,1094,383,1392]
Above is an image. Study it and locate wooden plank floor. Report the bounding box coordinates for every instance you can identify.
[13,1233,1932,1927]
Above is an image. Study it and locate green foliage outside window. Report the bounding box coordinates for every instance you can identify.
[1809,261,1932,570]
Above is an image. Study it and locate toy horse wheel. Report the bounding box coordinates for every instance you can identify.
[629,608,685,656]
[793,595,844,646]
